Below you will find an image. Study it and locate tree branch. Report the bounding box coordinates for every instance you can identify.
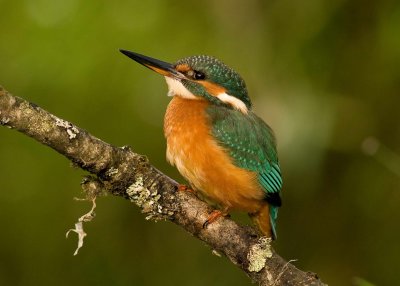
[0,85,326,286]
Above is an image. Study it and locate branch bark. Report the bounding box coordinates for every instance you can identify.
[0,85,326,286]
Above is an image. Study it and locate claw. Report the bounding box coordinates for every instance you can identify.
[177,184,195,193]
[203,210,229,229]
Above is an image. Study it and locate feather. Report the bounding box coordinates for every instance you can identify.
[207,105,283,235]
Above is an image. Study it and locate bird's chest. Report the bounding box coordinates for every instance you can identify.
[163,97,211,187]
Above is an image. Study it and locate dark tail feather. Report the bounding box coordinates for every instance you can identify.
[269,206,278,240]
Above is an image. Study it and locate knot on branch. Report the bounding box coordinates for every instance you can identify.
[81,176,106,199]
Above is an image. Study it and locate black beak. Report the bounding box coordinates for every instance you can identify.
[119,49,183,79]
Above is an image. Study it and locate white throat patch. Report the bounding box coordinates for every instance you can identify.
[164,77,198,100]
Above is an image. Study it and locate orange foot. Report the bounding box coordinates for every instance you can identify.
[203,210,229,229]
[177,184,196,193]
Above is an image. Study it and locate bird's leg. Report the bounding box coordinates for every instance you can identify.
[203,208,230,229]
[177,184,196,193]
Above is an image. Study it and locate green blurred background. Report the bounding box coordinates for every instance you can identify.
[1,0,399,285]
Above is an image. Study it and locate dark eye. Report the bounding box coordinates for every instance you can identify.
[193,71,205,80]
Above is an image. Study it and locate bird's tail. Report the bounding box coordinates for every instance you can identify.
[269,206,278,240]
[251,203,277,240]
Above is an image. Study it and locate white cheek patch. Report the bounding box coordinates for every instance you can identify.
[164,77,248,113]
[217,92,248,114]
[164,77,198,100]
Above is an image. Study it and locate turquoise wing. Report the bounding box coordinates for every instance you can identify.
[207,106,282,237]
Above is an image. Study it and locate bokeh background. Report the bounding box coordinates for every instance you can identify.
[1,1,399,285]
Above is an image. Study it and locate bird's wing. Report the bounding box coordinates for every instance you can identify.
[207,106,282,235]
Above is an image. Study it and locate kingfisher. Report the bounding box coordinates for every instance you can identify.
[120,50,282,239]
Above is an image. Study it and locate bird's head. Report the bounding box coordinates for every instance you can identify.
[120,50,251,114]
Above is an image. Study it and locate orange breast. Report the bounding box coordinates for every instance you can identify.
[164,96,265,213]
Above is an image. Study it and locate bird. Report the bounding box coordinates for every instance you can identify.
[120,49,282,239]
